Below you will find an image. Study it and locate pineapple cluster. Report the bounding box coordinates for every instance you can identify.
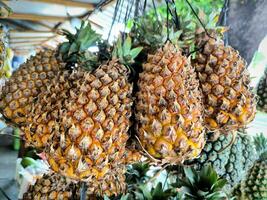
[0,6,260,199]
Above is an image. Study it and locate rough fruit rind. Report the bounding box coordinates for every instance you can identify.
[136,42,205,163]
[193,32,256,132]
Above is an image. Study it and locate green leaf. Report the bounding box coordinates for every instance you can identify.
[123,36,132,56]
[151,182,164,197]
[184,167,197,186]
[59,42,70,54]
[130,47,143,60]
[103,195,110,200]
[68,42,79,55]
[199,165,218,186]
[139,184,152,200]
[211,178,227,191]
[205,191,228,200]
[120,194,130,200]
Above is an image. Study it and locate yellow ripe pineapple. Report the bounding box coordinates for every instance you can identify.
[23,33,142,196]
[192,30,256,132]
[0,49,64,125]
[132,14,205,163]
[45,60,133,181]
[22,172,77,200]
[136,42,205,163]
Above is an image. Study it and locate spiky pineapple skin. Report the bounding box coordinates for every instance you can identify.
[256,67,267,112]
[189,132,257,187]
[193,33,256,132]
[233,160,267,200]
[0,50,64,125]
[136,43,205,163]
[22,173,77,200]
[23,59,134,195]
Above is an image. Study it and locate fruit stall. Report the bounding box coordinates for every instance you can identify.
[0,0,266,200]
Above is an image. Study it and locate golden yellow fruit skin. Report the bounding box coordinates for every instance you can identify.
[0,50,64,125]
[136,43,205,163]
[23,60,134,196]
[193,34,256,132]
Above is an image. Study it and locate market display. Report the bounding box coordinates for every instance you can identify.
[0,0,266,200]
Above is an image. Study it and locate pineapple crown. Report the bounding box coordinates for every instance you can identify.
[126,163,150,185]
[58,21,103,70]
[174,165,233,200]
[112,35,143,66]
[254,133,267,160]
[131,14,182,51]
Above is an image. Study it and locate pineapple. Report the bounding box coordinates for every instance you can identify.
[186,130,257,187]
[256,67,267,112]
[232,133,267,200]
[0,21,99,127]
[134,20,205,163]
[0,49,64,125]
[133,15,205,164]
[23,33,142,196]
[192,30,256,132]
[22,173,77,200]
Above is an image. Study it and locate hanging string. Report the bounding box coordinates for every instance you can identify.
[219,0,229,45]
[117,0,125,23]
[184,0,215,39]
[85,0,113,20]
[143,0,147,14]
[165,0,170,42]
[152,0,159,24]
[133,0,141,31]
[171,0,180,30]
[107,0,122,41]
[123,0,134,34]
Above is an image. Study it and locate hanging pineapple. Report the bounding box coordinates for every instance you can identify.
[133,14,205,163]
[0,48,65,125]
[23,23,142,195]
[184,9,257,132]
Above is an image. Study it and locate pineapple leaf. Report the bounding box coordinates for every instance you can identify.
[184,167,197,186]
[123,36,132,56]
[103,195,110,200]
[138,184,152,200]
[130,47,143,60]
[68,42,79,55]
[211,178,227,191]
[178,165,229,200]
[58,20,101,68]
[205,191,228,200]
[59,42,70,54]
[199,164,218,186]
[120,194,130,200]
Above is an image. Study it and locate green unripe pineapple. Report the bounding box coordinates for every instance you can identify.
[232,133,267,200]
[187,131,257,188]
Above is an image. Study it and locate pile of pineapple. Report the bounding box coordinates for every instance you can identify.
[0,2,266,199]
